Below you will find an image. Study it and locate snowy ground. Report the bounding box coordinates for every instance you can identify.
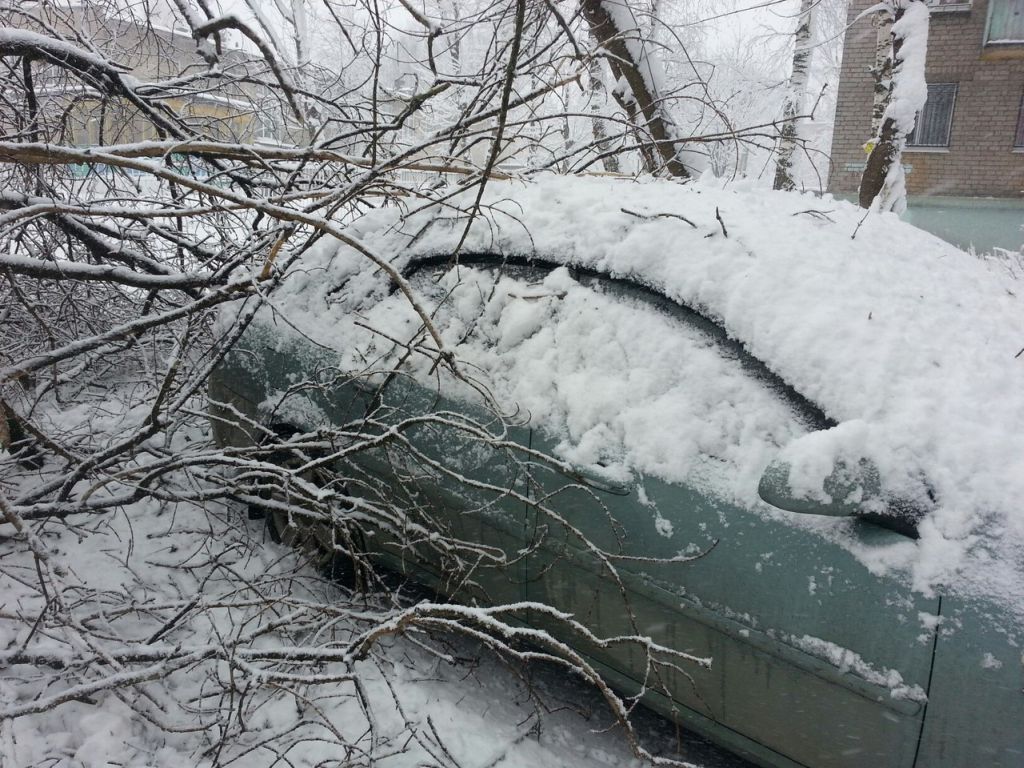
[0,421,749,768]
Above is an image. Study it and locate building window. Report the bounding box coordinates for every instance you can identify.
[907,83,957,148]
[927,0,972,12]
[394,72,418,95]
[987,0,1024,43]
[1015,91,1024,148]
[255,108,283,143]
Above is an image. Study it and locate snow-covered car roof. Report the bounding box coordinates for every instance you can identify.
[265,173,1024,609]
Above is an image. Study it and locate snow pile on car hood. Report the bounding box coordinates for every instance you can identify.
[266,174,1024,603]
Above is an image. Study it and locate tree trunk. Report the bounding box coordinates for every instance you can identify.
[0,400,9,453]
[773,0,815,191]
[859,1,930,211]
[869,11,895,139]
[587,56,620,173]
[581,0,690,178]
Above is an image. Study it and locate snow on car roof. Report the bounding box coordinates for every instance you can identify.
[269,173,1024,607]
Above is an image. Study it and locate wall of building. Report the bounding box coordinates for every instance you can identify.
[829,0,1024,198]
[5,3,290,147]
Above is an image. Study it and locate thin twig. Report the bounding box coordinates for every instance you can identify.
[620,207,698,228]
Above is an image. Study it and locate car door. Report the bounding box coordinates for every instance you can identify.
[914,593,1024,767]
[355,374,534,607]
[512,276,940,768]
[210,321,535,607]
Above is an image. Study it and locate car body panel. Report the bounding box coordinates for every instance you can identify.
[915,596,1024,766]
[525,426,934,768]
[209,330,931,768]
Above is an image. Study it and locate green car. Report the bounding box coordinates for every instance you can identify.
[209,177,1024,768]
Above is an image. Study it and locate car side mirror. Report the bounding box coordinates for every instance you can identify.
[758,457,882,518]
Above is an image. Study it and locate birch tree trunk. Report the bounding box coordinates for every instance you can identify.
[587,55,620,173]
[773,0,815,191]
[870,10,895,139]
[859,0,930,212]
[581,0,691,178]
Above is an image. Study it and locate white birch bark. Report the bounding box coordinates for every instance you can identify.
[859,0,930,213]
[588,56,620,173]
[870,10,895,139]
[773,0,815,191]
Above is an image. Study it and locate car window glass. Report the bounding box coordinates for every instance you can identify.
[404,264,810,508]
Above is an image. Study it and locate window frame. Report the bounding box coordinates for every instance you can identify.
[1015,90,1024,149]
[985,0,1024,45]
[403,253,836,433]
[906,83,958,149]
[927,0,972,12]
[254,105,284,144]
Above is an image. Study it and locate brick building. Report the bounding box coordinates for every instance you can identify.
[829,0,1024,200]
[4,1,294,149]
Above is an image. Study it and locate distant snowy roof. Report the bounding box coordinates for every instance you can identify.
[268,173,1024,606]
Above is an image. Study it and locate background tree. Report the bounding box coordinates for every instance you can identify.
[774,0,816,191]
[581,0,699,177]
[858,0,930,211]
